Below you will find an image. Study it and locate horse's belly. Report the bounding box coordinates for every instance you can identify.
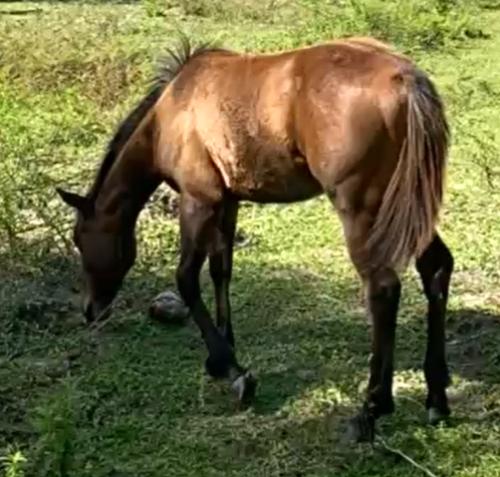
[210,148,322,203]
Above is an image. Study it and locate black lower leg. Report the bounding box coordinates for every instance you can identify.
[363,269,401,419]
[210,252,235,347]
[175,193,258,406]
[417,234,453,421]
[177,247,241,379]
[209,199,238,347]
[177,244,256,402]
[348,269,400,442]
[176,193,243,380]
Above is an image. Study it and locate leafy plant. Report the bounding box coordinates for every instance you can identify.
[1,449,26,477]
[31,386,78,477]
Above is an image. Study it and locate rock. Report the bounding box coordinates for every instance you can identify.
[158,190,179,218]
[149,290,189,325]
[234,229,252,249]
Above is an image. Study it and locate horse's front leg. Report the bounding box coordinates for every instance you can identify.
[209,199,239,348]
[176,192,256,404]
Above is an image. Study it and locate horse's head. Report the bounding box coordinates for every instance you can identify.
[57,188,136,323]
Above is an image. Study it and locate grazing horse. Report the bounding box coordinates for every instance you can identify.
[57,37,453,441]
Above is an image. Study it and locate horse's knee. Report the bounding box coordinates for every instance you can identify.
[417,235,453,299]
[439,242,454,275]
[417,236,453,275]
[366,268,401,309]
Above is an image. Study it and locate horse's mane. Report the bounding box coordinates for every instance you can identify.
[88,37,225,200]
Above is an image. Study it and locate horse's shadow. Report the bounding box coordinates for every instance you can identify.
[123,256,500,428]
[3,245,499,438]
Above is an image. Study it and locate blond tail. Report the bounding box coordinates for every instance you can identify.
[367,69,450,270]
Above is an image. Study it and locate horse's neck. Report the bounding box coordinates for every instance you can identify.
[94,124,160,228]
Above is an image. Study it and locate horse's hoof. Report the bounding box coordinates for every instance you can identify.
[205,355,230,379]
[428,407,449,425]
[346,412,375,443]
[231,371,257,405]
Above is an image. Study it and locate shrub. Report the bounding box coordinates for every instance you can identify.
[295,0,482,52]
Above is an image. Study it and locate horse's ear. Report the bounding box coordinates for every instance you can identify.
[56,188,93,217]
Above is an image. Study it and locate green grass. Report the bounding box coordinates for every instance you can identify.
[1,1,500,476]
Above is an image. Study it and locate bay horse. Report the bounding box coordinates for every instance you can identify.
[57,37,453,441]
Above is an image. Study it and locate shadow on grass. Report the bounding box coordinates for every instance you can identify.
[2,242,500,475]
[0,8,43,15]
[446,308,500,383]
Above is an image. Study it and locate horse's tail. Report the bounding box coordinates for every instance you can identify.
[367,68,450,270]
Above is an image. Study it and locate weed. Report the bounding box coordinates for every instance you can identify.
[30,385,78,477]
[0,449,27,477]
[296,0,483,51]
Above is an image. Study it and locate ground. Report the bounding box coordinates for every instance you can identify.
[1,1,500,476]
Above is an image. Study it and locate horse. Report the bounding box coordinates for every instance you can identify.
[56,37,453,441]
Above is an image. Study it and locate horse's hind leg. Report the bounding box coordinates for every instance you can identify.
[416,233,453,424]
[177,192,255,403]
[335,206,401,442]
[353,268,401,441]
[209,199,239,348]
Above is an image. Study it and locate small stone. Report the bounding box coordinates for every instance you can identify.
[149,290,189,325]
[234,229,252,249]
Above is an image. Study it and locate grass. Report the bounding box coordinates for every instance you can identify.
[1,0,500,476]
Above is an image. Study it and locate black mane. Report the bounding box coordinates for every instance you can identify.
[88,38,224,200]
